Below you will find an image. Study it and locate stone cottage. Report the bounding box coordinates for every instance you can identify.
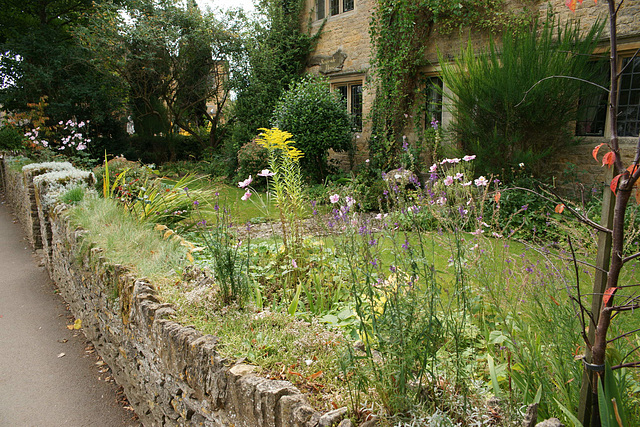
[302,0,640,183]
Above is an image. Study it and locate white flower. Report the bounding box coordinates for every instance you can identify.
[257,169,274,177]
[436,197,447,206]
[463,155,476,161]
[345,196,356,207]
[474,176,489,187]
[461,181,472,187]
[519,163,525,168]
[471,228,484,236]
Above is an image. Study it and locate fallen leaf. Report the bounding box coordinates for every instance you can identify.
[308,371,324,380]
[73,319,82,330]
[57,339,68,343]
[96,360,106,366]
[57,352,66,358]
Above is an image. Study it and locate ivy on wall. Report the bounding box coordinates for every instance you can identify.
[368,0,540,169]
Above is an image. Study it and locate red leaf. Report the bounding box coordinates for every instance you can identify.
[592,143,605,162]
[636,188,640,205]
[602,151,615,167]
[566,0,577,11]
[555,204,565,214]
[603,287,618,306]
[610,174,622,195]
[494,192,501,203]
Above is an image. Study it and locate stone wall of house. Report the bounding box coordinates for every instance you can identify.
[1,157,347,427]
[551,137,638,197]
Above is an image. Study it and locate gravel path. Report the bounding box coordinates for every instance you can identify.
[0,193,140,427]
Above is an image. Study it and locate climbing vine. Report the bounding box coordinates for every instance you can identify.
[368,0,539,169]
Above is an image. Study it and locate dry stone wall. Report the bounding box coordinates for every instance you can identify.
[1,157,338,427]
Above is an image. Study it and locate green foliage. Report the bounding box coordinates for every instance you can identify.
[190,198,250,306]
[236,140,269,185]
[440,16,604,177]
[77,0,243,150]
[0,126,26,151]
[0,0,128,157]
[368,0,537,168]
[59,186,86,205]
[70,197,187,282]
[230,0,320,163]
[272,75,353,183]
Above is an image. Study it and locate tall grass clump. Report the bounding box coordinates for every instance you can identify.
[440,15,604,177]
[70,197,188,282]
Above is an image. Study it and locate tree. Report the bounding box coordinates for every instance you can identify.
[0,0,128,154]
[554,1,640,425]
[77,0,243,150]
[229,0,320,151]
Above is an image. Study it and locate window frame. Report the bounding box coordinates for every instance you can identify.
[332,78,364,132]
[575,44,640,139]
[314,0,354,21]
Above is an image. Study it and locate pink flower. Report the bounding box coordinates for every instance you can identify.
[238,175,253,188]
[258,169,274,177]
[241,190,252,201]
[345,196,355,207]
[471,228,484,236]
[463,155,476,161]
[461,181,472,187]
[454,172,464,180]
[429,163,438,173]
[330,194,340,204]
[444,176,454,186]
[292,259,298,268]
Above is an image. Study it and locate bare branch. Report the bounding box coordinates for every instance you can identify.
[622,251,640,264]
[607,327,640,344]
[515,76,609,108]
[568,237,593,348]
[612,361,640,370]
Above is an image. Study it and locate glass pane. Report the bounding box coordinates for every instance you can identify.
[576,61,608,137]
[336,85,348,109]
[425,76,443,127]
[316,0,325,20]
[330,0,339,16]
[351,84,363,131]
[343,0,354,12]
[618,58,640,137]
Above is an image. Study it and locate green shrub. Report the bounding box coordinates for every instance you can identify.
[0,126,26,151]
[272,75,353,183]
[440,16,604,178]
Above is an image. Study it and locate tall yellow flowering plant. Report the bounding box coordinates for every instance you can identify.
[255,128,306,255]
